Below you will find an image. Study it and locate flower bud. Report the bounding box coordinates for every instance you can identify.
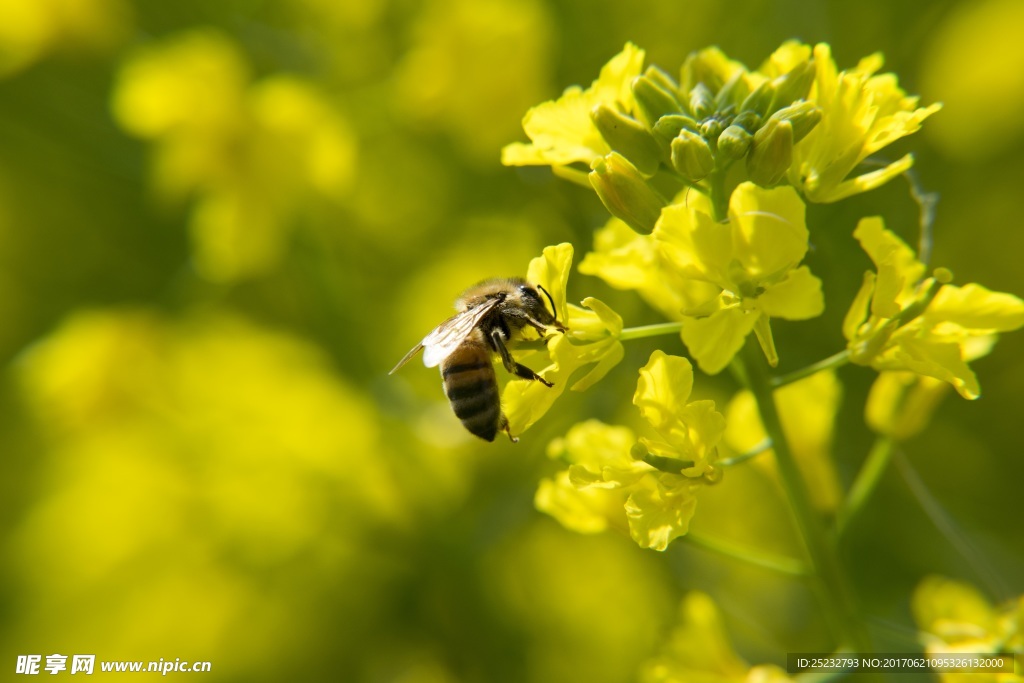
[717,124,752,160]
[688,83,714,120]
[651,113,699,160]
[590,104,662,176]
[739,80,775,118]
[632,75,684,127]
[670,129,715,182]
[642,65,681,98]
[746,117,793,187]
[768,101,822,144]
[589,152,668,234]
[769,59,816,112]
[699,118,723,141]
[653,114,698,141]
[715,71,750,110]
[731,110,761,133]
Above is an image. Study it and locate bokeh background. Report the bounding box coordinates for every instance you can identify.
[1,0,1022,680]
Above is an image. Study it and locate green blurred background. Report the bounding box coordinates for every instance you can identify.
[1,0,1022,680]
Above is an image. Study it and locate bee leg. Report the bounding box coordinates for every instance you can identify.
[489,328,554,388]
[499,414,519,443]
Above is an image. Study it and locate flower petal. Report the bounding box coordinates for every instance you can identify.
[501,43,645,168]
[757,265,824,320]
[681,307,759,375]
[729,182,809,279]
[526,242,573,324]
[633,351,694,433]
[925,283,1024,332]
[624,476,698,551]
[654,201,731,287]
[843,274,875,345]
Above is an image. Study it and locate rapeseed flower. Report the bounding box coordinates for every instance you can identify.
[790,44,941,203]
[502,243,623,435]
[536,352,724,551]
[654,182,823,373]
[844,217,1024,399]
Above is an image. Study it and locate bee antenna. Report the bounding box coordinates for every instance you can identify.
[537,284,557,316]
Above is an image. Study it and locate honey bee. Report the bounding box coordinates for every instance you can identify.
[390,278,566,442]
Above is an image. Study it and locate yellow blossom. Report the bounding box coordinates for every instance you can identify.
[502,43,645,169]
[501,243,624,436]
[537,419,699,552]
[633,351,725,480]
[535,421,641,537]
[579,216,719,321]
[789,43,942,203]
[844,217,1024,399]
[654,182,823,373]
[535,352,723,551]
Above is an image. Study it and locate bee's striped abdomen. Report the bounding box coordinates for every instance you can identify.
[441,342,504,442]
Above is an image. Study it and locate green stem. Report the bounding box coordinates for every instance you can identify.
[707,170,729,222]
[770,349,851,388]
[835,436,894,536]
[619,321,684,341]
[718,438,772,467]
[740,339,871,651]
[685,531,810,577]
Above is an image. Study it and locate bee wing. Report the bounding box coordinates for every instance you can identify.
[420,298,500,368]
[389,341,425,375]
[389,297,500,374]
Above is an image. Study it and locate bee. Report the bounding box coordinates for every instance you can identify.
[390,278,566,442]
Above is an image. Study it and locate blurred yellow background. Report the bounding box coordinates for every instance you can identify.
[1,0,1021,680]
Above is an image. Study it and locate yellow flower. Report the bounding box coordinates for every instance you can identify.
[536,353,723,551]
[641,592,794,683]
[579,215,721,322]
[633,351,725,480]
[844,217,1024,399]
[501,243,623,436]
[537,419,700,552]
[501,43,645,169]
[789,43,941,203]
[654,182,823,374]
[535,421,641,537]
[912,576,1023,683]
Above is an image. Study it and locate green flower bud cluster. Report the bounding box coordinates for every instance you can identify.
[590,54,822,192]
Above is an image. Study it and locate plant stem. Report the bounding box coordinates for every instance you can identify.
[619,321,684,341]
[770,349,851,388]
[707,170,729,222]
[685,531,810,577]
[740,339,871,651]
[718,438,772,467]
[835,436,894,536]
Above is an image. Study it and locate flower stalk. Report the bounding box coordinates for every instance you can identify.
[770,349,851,388]
[685,531,810,577]
[835,435,894,535]
[618,321,684,341]
[740,339,871,651]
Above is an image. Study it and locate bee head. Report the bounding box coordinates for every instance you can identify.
[512,282,565,332]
